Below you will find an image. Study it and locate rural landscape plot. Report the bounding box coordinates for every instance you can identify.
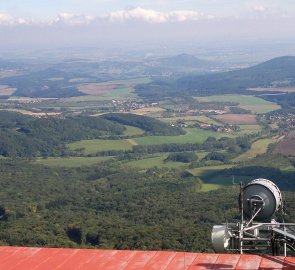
[1,50,295,254]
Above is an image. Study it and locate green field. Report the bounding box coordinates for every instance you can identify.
[198,183,221,192]
[124,151,208,169]
[237,125,262,135]
[66,128,231,155]
[68,139,133,154]
[195,94,280,114]
[159,115,222,126]
[35,157,112,167]
[100,87,137,99]
[189,164,236,177]
[124,154,186,169]
[233,138,277,162]
[196,151,210,160]
[82,78,150,100]
[134,128,233,145]
[123,125,145,136]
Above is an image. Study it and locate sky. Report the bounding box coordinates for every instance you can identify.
[1,0,295,54]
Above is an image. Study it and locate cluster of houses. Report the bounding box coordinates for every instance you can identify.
[173,119,237,133]
[263,112,295,129]
[112,98,158,112]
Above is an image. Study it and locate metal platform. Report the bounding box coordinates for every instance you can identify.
[0,246,294,269]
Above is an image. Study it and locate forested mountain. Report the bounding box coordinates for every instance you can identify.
[0,111,185,157]
[1,68,87,98]
[136,56,295,99]
[0,111,125,157]
[102,113,185,136]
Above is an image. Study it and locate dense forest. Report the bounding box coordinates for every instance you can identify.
[0,159,295,251]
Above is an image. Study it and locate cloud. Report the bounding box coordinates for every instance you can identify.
[0,8,204,26]
[105,7,203,23]
[55,13,95,25]
[251,5,288,18]
[253,5,266,13]
[0,13,28,25]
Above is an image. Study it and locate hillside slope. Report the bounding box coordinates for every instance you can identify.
[136,56,295,98]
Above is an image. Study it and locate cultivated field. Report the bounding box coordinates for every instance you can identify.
[124,154,185,169]
[189,164,235,176]
[0,70,21,78]
[213,114,257,125]
[134,128,233,145]
[124,151,209,169]
[68,139,134,154]
[78,78,150,99]
[131,107,165,115]
[123,125,144,136]
[67,128,232,155]
[78,84,115,96]
[160,115,221,126]
[195,94,280,114]
[233,138,277,162]
[0,85,16,96]
[0,109,61,117]
[274,135,295,156]
[237,125,262,134]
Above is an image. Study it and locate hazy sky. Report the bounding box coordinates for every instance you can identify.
[1,0,295,54]
[1,0,295,19]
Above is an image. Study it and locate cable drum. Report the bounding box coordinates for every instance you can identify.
[242,178,282,221]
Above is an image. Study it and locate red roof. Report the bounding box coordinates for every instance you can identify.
[0,246,294,269]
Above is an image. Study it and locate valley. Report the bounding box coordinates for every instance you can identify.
[1,55,295,252]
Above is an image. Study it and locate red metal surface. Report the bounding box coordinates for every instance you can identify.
[235,254,262,270]
[260,255,286,269]
[0,246,294,269]
[189,253,218,269]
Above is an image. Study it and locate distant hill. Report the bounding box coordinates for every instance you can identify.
[136,56,295,98]
[157,53,212,68]
[0,68,87,98]
[101,113,185,136]
[178,56,295,94]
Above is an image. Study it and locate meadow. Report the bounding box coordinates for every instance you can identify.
[134,128,232,145]
[78,78,151,100]
[123,125,144,136]
[233,138,277,162]
[124,154,185,169]
[66,128,233,155]
[237,125,262,135]
[188,164,236,177]
[68,139,133,154]
[159,115,222,126]
[195,94,281,114]
[198,183,221,192]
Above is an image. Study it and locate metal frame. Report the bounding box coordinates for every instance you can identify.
[212,180,295,256]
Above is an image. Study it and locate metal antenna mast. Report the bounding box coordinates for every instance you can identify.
[212,178,295,256]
